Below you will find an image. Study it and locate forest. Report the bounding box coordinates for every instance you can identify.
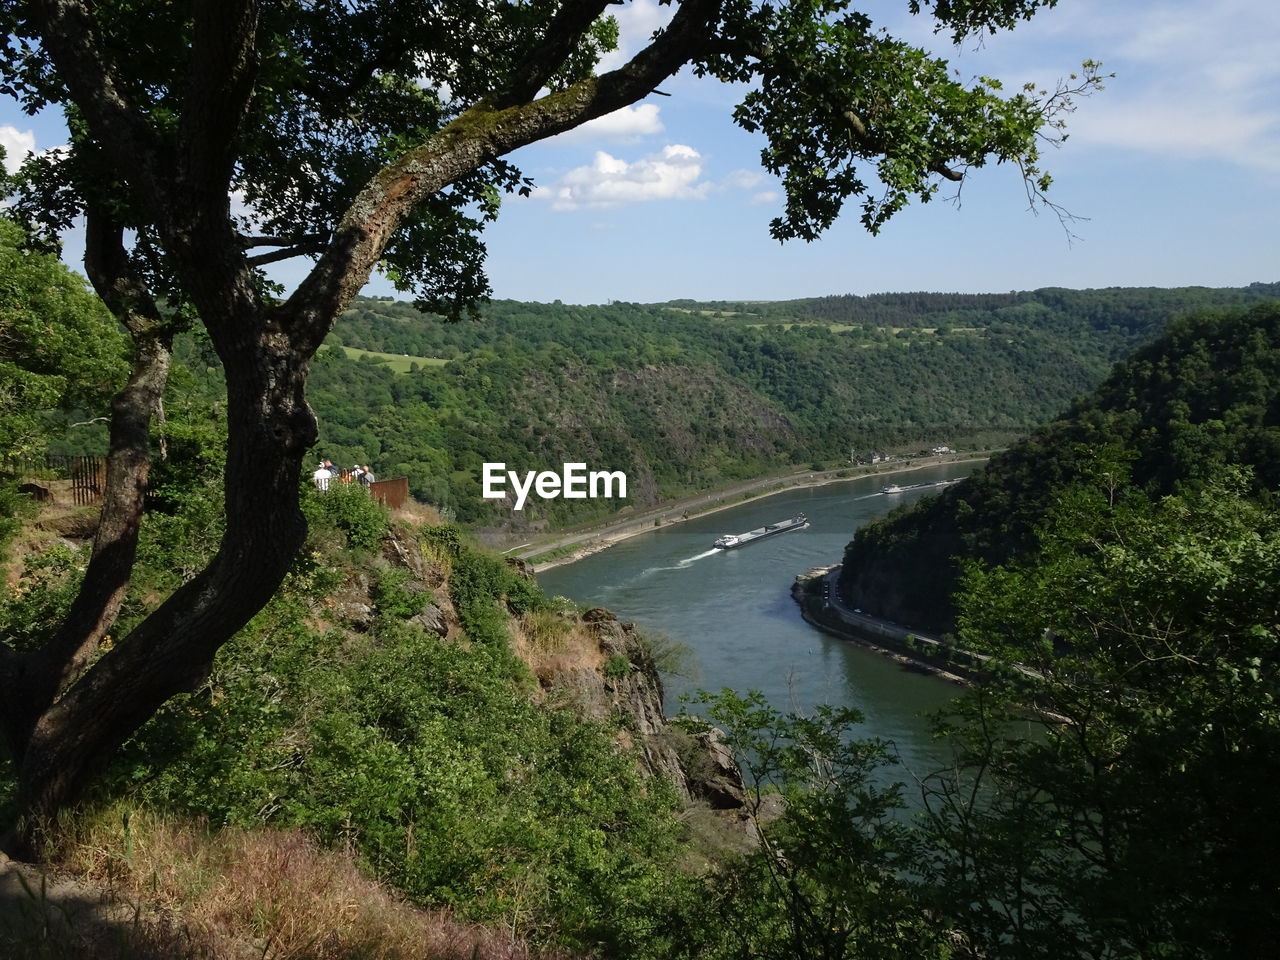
[188,282,1280,527]
[840,301,1280,632]
[5,221,1279,958]
[3,0,1275,954]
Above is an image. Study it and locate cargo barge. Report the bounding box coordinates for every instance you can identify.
[714,514,808,549]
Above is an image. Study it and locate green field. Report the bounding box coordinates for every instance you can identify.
[327,344,449,373]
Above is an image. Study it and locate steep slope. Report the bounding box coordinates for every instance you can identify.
[0,481,743,954]
[839,301,1280,634]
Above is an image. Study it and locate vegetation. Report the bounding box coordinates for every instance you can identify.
[0,0,1102,840]
[4,289,1278,959]
[1,471,688,954]
[302,282,1278,526]
[0,217,128,560]
[916,470,1280,958]
[17,809,563,960]
[672,692,947,960]
[840,301,1280,632]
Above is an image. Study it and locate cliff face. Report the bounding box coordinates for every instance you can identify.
[553,608,691,799]
[354,526,744,812]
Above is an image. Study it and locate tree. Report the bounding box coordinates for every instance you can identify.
[675,691,947,960]
[0,212,127,564]
[0,215,127,459]
[920,472,1280,958]
[0,0,1100,852]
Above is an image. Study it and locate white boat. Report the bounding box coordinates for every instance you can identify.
[881,484,904,494]
[713,514,808,549]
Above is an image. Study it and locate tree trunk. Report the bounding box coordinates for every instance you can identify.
[2,323,316,857]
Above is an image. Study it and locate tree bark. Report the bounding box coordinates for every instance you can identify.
[7,320,314,854]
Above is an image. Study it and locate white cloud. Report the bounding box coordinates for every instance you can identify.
[983,0,1280,174]
[534,143,708,210]
[717,169,778,206]
[722,169,765,191]
[0,126,37,173]
[597,0,675,72]
[552,103,664,144]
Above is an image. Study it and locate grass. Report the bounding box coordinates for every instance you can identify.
[39,806,569,960]
[324,345,449,374]
[523,544,580,566]
[512,610,607,688]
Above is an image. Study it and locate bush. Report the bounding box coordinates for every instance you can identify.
[0,480,35,563]
[374,568,427,620]
[604,653,631,679]
[303,480,388,551]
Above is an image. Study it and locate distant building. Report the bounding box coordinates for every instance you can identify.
[932,445,955,455]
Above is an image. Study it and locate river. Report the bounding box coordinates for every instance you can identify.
[537,461,976,779]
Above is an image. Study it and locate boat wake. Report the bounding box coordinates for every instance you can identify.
[638,549,721,578]
[679,549,721,566]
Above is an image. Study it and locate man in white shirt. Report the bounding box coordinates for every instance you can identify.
[312,462,331,491]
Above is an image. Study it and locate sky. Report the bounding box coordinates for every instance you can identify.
[2,0,1278,305]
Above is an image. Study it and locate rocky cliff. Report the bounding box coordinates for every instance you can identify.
[342,524,747,815]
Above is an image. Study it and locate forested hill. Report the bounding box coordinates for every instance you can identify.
[311,283,1280,527]
[839,300,1280,634]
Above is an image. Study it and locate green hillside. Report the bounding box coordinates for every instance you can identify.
[839,300,1280,634]
[310,284,1280,527]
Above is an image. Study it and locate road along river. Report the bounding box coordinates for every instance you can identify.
[537,461,976,780]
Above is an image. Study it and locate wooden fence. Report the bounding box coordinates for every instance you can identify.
[369,476,409,510]
[69,456,108,505]
[2,454,108,506]
[6,456,409,511]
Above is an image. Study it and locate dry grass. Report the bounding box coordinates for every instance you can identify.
[511,611,606,687]
[45,808,571,960]
[1,492,98,590]
[393,500,442,527]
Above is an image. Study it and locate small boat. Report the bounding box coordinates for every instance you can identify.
[714,514,808,549]
[881,484,904,494]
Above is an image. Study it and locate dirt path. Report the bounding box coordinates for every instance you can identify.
[0,853,157,957]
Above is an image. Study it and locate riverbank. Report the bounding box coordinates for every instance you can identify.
[791,565,976,686]
[518,453,993,572]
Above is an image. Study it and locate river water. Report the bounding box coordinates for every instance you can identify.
[537,461,976,779]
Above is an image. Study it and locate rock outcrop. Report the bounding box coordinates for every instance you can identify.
[347,526,748,814]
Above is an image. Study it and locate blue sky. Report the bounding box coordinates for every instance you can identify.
[3,0,1277,304]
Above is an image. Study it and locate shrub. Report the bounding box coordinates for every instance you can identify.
[302,480,388,551]
[604,653,631,679]
[374,567,427,620]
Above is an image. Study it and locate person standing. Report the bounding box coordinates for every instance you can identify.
[360,465,375,487]
[312,461,331,491]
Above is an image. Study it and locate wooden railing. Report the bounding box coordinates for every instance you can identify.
[368,476,409,510]
[2,454,108,506]
[6,456,410,512]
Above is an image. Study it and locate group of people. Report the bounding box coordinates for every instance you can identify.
[312,459,376,491]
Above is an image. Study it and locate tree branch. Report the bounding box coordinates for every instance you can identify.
[16,208,173,746]
[246,240,327,266]
[844,108,963,181]
[282,0,724,352]
[239,234,326,249]
[493,0,614,108]
[25,0,168,208]
[178,0,260,200]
